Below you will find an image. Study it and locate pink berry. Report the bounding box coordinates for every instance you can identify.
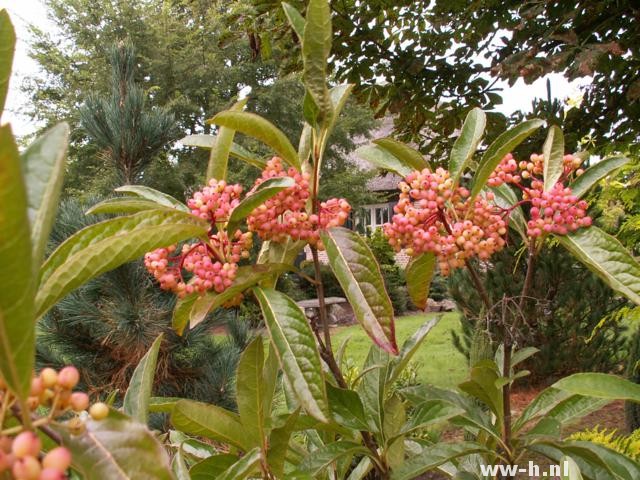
[12,432,41,459]
[42,447,71,472]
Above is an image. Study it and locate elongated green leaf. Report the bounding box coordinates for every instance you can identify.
[253,287,329,422]
[490,184,527,241]
[57,409,172,480]
[296,441,370,477]
[171,399,247,450]
[511,346,539,368]
[180,135,267,169]
[561,456,584,480]
[210,111,300,169]
[553,372,640,401]
[355,144,414,177]
[513,387,573,432]
[543,395,609,427]
[282,2,305,40]
[86,197,175,215]
[0,125,35,400]
[123,334,163,424]
[208,98,248,181]
[172,446,190,480]
[404,253,436,310]
[169,430,216,461]
[227,177,294,232]
[389,316,439,384]
[358,345,389,433]
[36,210,208,318]
[266,409,299,478]
[189,455,237,480]
[471,119,544,200]
[321,227,398,354]
[373,138,429,172]
[302,0,332,120]
[390,442,488,480]
[570,155,629,199]
[217,448,261,480]
[543,125,565,191]
[21,123,69,265]
[391,399,462,442]
[383,394,406,468]
[115,185,188,212]
[237,337,267,448]
[458,360,503,417]
[148,396,181,413]
[0,10,15,114]
[557,227,640,305]
[327,84,354,134]
[450,108,486,184]
[326,383,369,431]
[180,263,292,333]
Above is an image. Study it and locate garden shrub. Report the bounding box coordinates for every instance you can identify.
[568,428,640,461]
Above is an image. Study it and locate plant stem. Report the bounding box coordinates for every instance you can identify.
[464,260,492,312]
[10,405,62,444]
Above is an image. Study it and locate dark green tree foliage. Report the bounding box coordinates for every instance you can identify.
[366,229,408,315]
[449,244,628,380]
[37,198,249,409]
[249,0,639,157]
[79,42,177,185]
[626,327,640,431]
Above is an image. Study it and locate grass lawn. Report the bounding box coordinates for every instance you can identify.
[331,312,468,388]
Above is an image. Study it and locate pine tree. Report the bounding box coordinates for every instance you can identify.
[79,41,177,185]
[37,197,249,410]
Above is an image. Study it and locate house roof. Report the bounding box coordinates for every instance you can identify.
[367,173,402,191]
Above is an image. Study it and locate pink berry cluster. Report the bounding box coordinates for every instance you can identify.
[487,152,591,237]
[145,179,253,298]
[1,368,108,480]
[246,158,351,249]
[144,230,252,298]
[384,168,507,275]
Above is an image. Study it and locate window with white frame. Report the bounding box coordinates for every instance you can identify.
[356,202,395,231]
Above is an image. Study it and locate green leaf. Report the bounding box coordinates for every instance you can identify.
[553,372,640,401]
[389,316,439,384]
[216,448,261,480]
[209,111,300,169]
[253,287,329,422]
[189,455,238,480]
[557,227,640,305]
[471,119,544,200]
[36,210,208,318]
[236,337,267,448]
[490,184,527,241]
[569,155,630,199]
[182,264,291,332]
[172,446,191,480]
[86,197,176,215]
[115,185,189,212]
[21,123,70,265]
[513,387,573,432]
[543,395,609,427]
[171,399,247,450]
[180,135,267,169]
[358,345,389,434]
[326,383,370,431]
[0,125,35,400]
[267,408,300,478]
[207,98,248,181]
[543,125,565,191]
[0,10,15,114]
[391,399,463,442]
[227,177,295,232]
[282,2,305,40]
[302,0,332,121]
[355,144,414,177]
[404,253,436,310]
[390,442,488,480]
[373,138,429,172]
[449,107,486,184]
[561,456,584,480]
[296,441,370,477]
[172,294,199,336]
[57,409,173,480]
[327,84,355,135]
[123,334,163,424]
[321,227,398,354]
[511,346,539,368]
[458,360,503,417]
[148,396,181,413]
[383,394,406,469]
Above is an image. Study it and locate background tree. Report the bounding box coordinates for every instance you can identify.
[79,41,177,187]
[246,0,639,157]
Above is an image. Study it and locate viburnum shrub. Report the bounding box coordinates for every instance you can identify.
[4,2,640,479]
[0,368,109,480]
